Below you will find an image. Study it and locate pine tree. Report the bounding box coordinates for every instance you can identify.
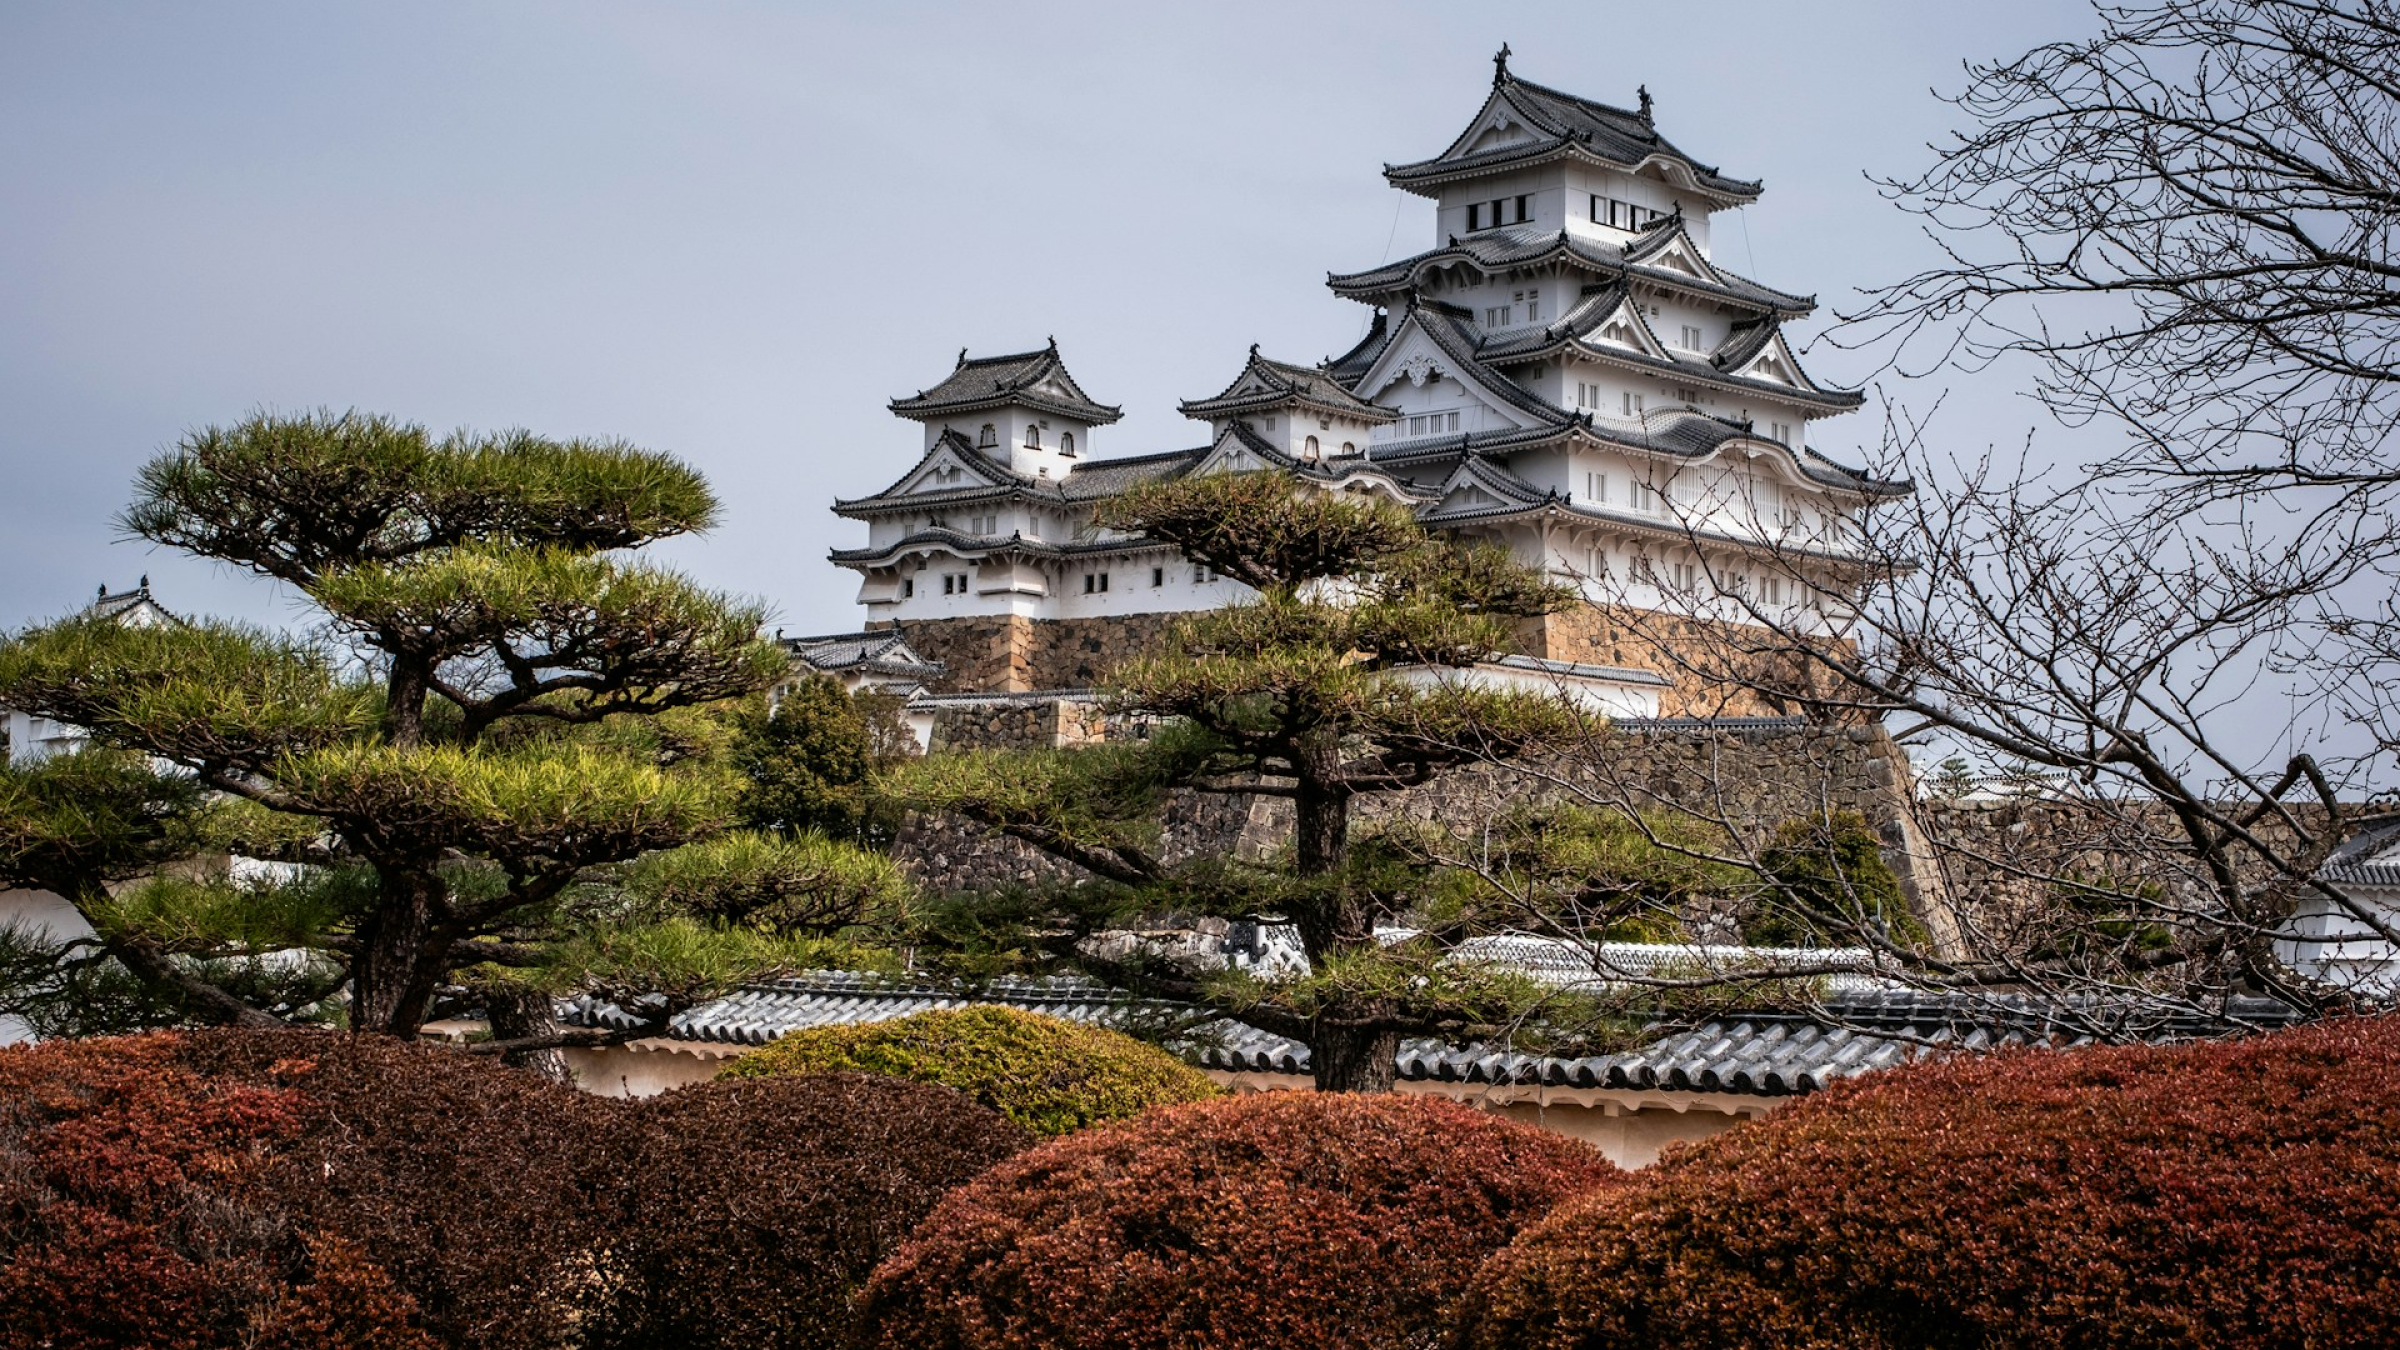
[0,412,904,1041]
[894,471,1593,1091]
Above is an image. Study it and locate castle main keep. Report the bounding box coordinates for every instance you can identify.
[792,50,1908,720]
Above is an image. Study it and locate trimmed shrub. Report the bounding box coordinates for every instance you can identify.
[1459,1015,2400,1350]
[857,1092,1621,1350]
[720,1005,1220,1135]
[584,1072,1029,1350]
[0,1033,435,1350]
[0,1029,620,1350]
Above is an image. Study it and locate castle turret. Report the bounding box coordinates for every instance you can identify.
[887,339,1121,482]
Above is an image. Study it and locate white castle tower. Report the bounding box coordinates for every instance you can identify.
[811,50,1906,711]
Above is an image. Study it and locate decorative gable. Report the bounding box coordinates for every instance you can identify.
[895,440,1007,496]
[1353,318,1550,432]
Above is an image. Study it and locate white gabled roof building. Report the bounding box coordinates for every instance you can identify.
[813,50,1910,718]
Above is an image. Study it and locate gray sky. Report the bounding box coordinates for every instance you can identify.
[2,0,2100,638]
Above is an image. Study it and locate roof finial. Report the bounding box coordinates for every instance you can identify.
[96,582,106,597]
[1492,43,1511,84]
[1249,341,1260,360]
[1637,84,1654,123]
[138,574,148,591]
[1045,334,1057,351]
[956,346,967,368]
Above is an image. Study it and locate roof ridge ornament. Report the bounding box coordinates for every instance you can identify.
[956,346,968,368]
[1637,85,1654,125]
[1493,42,1511,85]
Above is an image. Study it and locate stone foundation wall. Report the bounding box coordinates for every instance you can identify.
[874,612,1186,693]
[1522,605,1854,719]
[926,699,1109,753]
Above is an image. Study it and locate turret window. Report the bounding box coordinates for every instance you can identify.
[941,572,970,595]
[1769,421,1794,445]
[1081,571,1110,594]
[978,424,997,448]
[1622,392,1646,416]
[1151,566,1165,587]
[1304,435,1320,458]
[1060,432,1075,456]
[1024,425,1041,449]
[1590,196,1665,231]
[1464,195,1531,231]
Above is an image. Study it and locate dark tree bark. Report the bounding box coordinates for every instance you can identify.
[482,983,569,1082]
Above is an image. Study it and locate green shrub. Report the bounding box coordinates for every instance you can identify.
[1457,1015,2400,1350]
[857,1092,1621,1350]
[1751,809,1924,945]
[719,1005,1219,1135]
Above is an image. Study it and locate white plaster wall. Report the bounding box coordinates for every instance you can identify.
[563,1040,738,1098]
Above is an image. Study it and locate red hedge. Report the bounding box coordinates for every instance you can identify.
[0,1033,434,1350]
[1458,1015,2400,1350]
[0,1029,621,1350]
[857,1091,1621,1350]
[584,1072,1030,1350]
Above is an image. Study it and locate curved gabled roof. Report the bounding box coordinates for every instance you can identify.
[888,340,1123,425]
[1384,55,1761,204]
[1179,345,1399,423]
[1483,306,1865,415]
[1325,310,1392,388]
[783,629,946,680]
[1328,223,1815,317]
[833,442,1209,518]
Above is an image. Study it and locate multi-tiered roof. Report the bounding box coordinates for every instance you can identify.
[828,52,1907,612]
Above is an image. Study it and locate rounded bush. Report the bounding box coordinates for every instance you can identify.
[857,1091,1620,1350]
[0,1029,604,1350]
[1459,1015,2400,1350]
[720,1005,1220,1135]
[584,1072,1029,1350]
[170,1028,623,1350]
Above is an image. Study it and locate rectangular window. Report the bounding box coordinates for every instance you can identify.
[1151,566,1165,587]
[1408,415,1427,436]
[1584,470,1607,501]
[1082,572,1110,594]
[1632,482,1665,514]
[1771,421,1794,445]
[1761,575,1784,604]
[1675,386,1701,404]
[1445,411,1460,432]
[1622,391,1646,416]
[1514,194,1530,223]
[1467,202,1482,231]
[1679,324,1703,351]
[1669,562,1698,593]
[902,578,914,598]
[1590,193,1603,223]
[1526,289,1541,323]
[1193,565,1219,584]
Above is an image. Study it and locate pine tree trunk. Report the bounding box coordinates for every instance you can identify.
[1312,1022,1399,1093]
[350,871,444,1035]
[483,983,569,1082]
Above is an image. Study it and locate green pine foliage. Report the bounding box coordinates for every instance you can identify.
[719,1005,1220,1136]
[731,677,907,846]
[885,471,1615,1092]
[1751,810,1922,947]
[0,411,897,1038]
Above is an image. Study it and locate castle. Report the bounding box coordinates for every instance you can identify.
[792,49,1908,723]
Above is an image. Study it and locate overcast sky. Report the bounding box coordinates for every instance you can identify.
[1,1,2104,639]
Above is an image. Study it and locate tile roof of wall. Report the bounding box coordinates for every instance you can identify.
[559,970,2297,1099]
